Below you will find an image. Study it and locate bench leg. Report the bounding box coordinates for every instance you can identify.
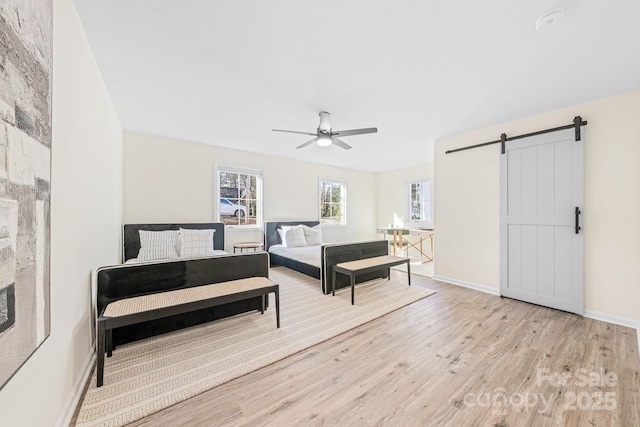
[351,274,356,305]
[107,329,113,357]
[387,267,391,281]
[275,287,280,328]
[97,319,105,387]
[407,262,411,285]
[261,295,265,314]
[332,268,336,296]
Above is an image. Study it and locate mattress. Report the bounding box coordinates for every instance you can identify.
[124,250,228,264]
[268,244,321,268]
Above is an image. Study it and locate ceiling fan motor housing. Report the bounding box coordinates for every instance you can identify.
[318,111,331,133]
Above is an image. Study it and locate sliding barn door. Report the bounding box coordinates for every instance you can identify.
[500,127,584,314]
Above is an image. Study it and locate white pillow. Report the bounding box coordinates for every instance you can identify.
[278,225,300,247]
[302,225,322,246]
[284,226,307,247]
[179,228,215,258]
[137,230,179,262]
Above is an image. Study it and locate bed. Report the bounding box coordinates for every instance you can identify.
[265,221,389,294]
[96,222,268,347]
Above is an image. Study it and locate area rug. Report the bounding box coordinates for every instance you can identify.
[75,267,435,427]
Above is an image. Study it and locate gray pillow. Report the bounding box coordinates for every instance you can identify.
[137,230,179,261]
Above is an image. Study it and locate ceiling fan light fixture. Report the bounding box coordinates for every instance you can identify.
[317,135,332,146]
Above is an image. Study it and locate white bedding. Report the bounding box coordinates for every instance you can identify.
[268,244,321,268]
[124,250,228,264]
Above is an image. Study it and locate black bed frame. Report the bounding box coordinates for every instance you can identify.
[264,220,322,279]
[264,221,389,294]
[123,222,225,262]
[97,253,269,347]
[97,222,265,347]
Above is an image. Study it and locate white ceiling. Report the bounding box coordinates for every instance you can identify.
[74,0,640,172]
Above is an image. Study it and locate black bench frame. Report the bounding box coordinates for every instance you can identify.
[332,256,411,305]
[97,283,279,387]
[96,252,271,348]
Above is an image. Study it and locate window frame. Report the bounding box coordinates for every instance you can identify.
[318,177,347,226]
[216,165,263,230]
[405,178,432,224]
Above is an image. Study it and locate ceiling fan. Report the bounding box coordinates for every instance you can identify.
[273,111,377,150]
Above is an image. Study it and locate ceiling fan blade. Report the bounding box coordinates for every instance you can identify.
[318,111,331,133]
[296,138,317,149]
[332,127,377,137]
[332,138,352,150]
[273,129,317,136]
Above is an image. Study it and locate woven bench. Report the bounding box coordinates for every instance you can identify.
[332,255,410,305]
[96,277,279,387]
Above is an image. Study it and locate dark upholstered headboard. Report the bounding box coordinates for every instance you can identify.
[123,223,225,262]
[264,221,319,251]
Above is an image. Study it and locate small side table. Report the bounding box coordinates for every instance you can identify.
[233,242,264,253]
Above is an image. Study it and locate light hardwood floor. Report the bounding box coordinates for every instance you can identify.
[73,271,640,427]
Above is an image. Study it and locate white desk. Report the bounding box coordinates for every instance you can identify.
[377,228,409,256]
[407,229,434,262]
[377,228,434,262]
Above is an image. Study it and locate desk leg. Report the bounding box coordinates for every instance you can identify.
[430,235,434,261]
[407,262,411,285]
[392,232,397,255]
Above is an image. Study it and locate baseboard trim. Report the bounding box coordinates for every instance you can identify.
[584,310,640,354]
[431,275,500,296]
[432,276,639,354]
[584,310,639,329]
[55,343,95,427]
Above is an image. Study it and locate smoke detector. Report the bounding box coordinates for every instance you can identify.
[536,8,565,32]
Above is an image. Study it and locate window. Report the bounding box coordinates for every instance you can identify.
[406,179,431,222]
[319,178,347,225]
[217,166,262,227]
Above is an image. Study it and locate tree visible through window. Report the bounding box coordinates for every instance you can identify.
[217,167,262,226]
[407,179,431,222]
[319,178,347,225]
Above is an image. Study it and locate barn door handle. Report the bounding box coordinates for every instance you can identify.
[575,207,581,234]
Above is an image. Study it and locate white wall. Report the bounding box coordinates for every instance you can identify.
[0,1,123,425]
[435,90,640,324]
[375,163,434,258]
[123,131,377,251]
[375,163,434,228]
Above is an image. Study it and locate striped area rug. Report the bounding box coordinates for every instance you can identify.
[75,267,435,427]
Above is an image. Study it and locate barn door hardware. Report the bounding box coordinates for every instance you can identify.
[445,116,587,155]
